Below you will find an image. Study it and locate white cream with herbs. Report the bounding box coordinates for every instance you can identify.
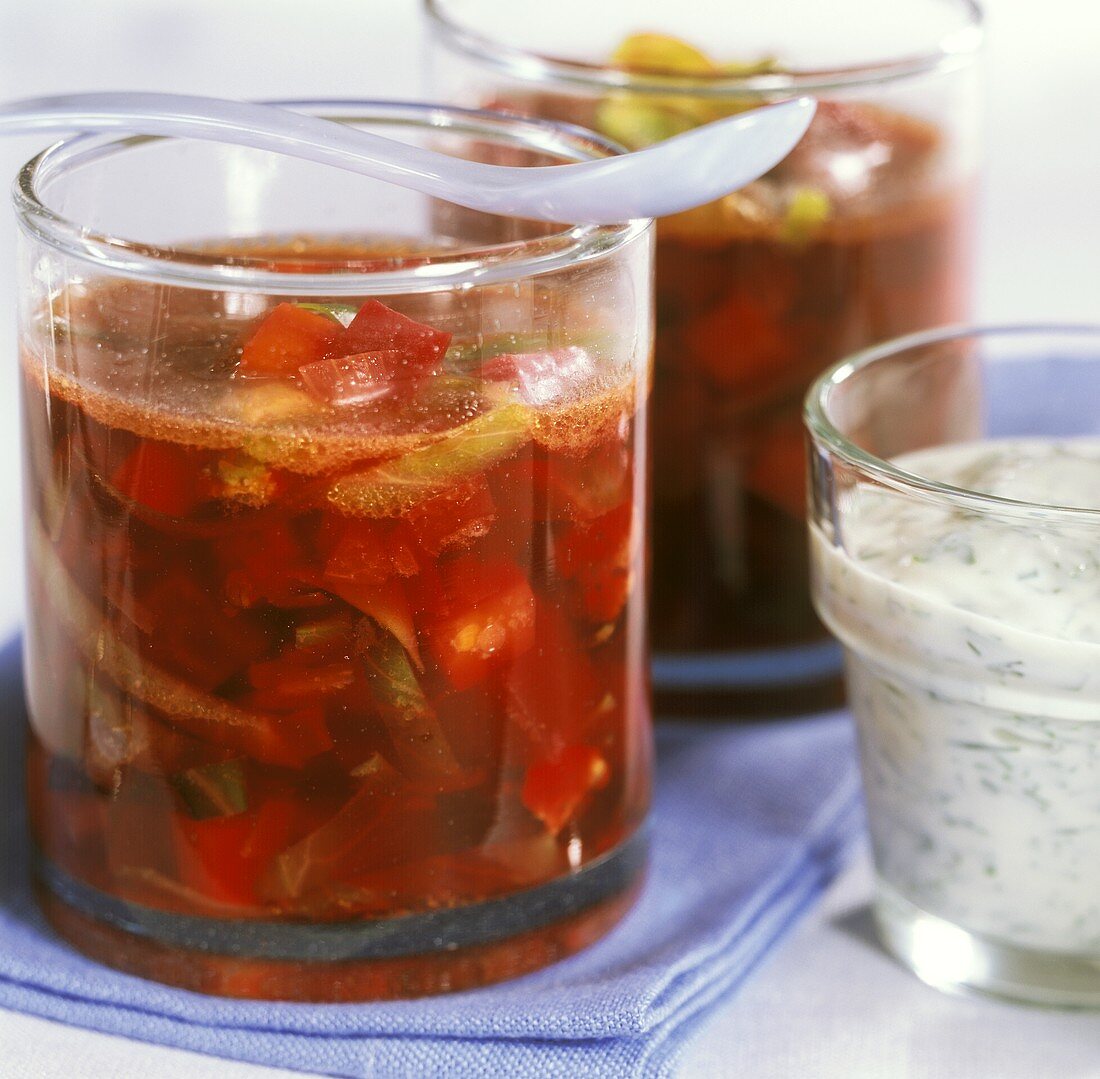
[813,437,1100,952]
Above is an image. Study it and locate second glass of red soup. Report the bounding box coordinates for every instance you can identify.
[427,0,983,714]
[16,102,654,1000]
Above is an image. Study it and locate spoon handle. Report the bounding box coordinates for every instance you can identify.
[0,91,814,224]
[0,92,497,199]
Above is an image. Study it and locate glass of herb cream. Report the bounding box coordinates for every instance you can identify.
[806,325,1100,1006]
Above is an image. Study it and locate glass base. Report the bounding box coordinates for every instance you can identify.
[652,640,844,718]
[34,829,646,1001]
[874,878,1100,1008]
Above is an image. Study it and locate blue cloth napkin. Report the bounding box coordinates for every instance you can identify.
[0,636,862,1077]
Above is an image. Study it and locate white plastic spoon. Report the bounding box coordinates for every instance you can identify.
[0,92,814,225]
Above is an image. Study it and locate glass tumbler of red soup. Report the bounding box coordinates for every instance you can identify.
[427,0,983,714]
[14,102,654,1000]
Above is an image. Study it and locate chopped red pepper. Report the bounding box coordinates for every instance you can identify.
[480,346,593,407]
[426,555,536,690]
[522,744,609,835]
[298,351,403,406]
[545,439,632,522]
[336,300,452,375]
[111,441,206,517]
[237,303,343,377]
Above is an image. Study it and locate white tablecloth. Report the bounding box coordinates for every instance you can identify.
[1,1,1098,1074]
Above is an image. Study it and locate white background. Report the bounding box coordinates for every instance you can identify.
[1,1,1099,1075]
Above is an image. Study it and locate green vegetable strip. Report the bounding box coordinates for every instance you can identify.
[357,619,463,781]
[327,404,530,517]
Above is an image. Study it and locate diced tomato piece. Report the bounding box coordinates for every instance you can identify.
[427,556,536,690]
[522,745,609,835]
[327,575,423,670]
[480,346,593,407]
[335,299,451,374]
[298,351,403,406]
[323,518,418,585]
[405,479,496,556]
[237,303,342,377]
[174,796,301,908]
[111,440,206,517]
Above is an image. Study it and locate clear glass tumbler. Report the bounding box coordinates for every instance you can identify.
[807,325,1100,1006]
[426,0,983,714]
[15,102,654,1000]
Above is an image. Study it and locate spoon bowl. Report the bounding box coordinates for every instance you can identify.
[0,92,814,225]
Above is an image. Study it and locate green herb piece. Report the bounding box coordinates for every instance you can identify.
[172,759,248,819]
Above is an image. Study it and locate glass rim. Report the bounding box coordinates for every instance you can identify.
[425,0,984,95]
[804,322,1100,524]
[12,98,650,296]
